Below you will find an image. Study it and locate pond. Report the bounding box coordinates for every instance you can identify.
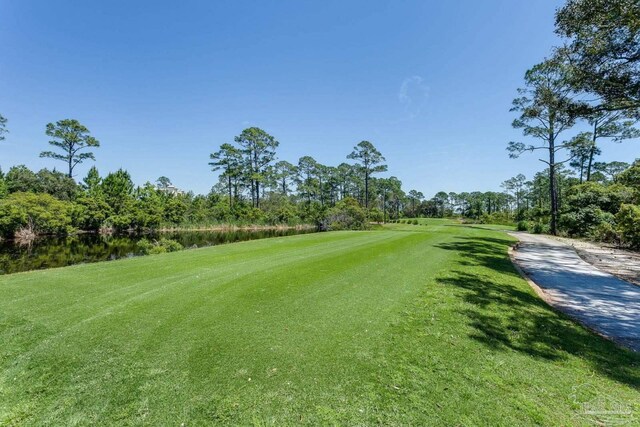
[0,228,316,275]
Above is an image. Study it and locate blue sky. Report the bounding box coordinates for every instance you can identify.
[1,0,637,196]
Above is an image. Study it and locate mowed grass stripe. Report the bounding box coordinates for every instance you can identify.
[2,231,395,322]
[1,229,447,423]
[1,222,639,426]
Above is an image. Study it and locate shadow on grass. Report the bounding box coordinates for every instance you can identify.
[444,224,515,232]
[436,236,640,388]
[436,236,520,277]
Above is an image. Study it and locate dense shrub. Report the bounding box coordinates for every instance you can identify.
[136,237,184,255]
[516,220,529,231]
[564,182,633,216]
[559,207,613,237]
[616,204,640,248]
[72,195,112,231]
[531,221,548,234]
[591,221,619,244]
[368,208,383,223]
[0,192,73,237]
[324,197,367,230]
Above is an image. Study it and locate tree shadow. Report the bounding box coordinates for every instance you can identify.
[436,236,640,388]
[435,236,520,277]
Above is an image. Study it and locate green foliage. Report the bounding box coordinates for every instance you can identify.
[368,208,383,223]
[616,203,640,248]
[136,237,184,255]
[234,127,279,208]
[35,168,78,201]
[617,159,640,192]
[4,166,79,200]
[101,169,134,229]
[261,194,298,225]
[0,192,73,237]
[516,220,529,231]
[592,221,620,243]
[82,166,102,196]
[133,184,164,229]
[531,221,548,234]
[5,165,39,193]
[40,119,100,177]
[72,194,111,231]
[324,197,367,230]
[565,181,633,214]
[163,197,188,225]
[555,0,640,108]
[347,141,387,209]
[0,177,7,199]
[560,207,613,237]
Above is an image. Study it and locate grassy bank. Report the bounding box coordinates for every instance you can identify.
[0,220,638,425]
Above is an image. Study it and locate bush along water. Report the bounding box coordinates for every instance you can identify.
[136,238,184,255]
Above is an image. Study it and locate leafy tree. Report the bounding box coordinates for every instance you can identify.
[508,59,579,234]
[501,174,527,214]
[335,163,357,201]
[567,133,600,183]
[407,190,424,217]
[209,143,243,208]
[324,166,341,206]
[616,160,640,202]
[234,127,279,208]
[73,194,111,231]
[134,183,164,228]
[163,196,188,224]
[297,156,319,203]
[593,161,631,181]
[387,177,404,219]
[0,192,73,237]
[156,176,172,189]
[101,169,134,228]
[40,119,100,178]
[324,197,367,230]
[376,178,392,222]
[433,191,449,217]
[347,141,387,209]
[4,165,40,193]
[555,0,640,111]
[36,168,78,201]
[272,160,297,196]
[570,110,640,181]
[82,166,102,196]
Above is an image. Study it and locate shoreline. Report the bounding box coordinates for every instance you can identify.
[2,224,318,244]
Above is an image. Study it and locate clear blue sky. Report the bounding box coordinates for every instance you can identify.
[1,0,637,196]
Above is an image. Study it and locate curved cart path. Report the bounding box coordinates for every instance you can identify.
[509,232,640,352]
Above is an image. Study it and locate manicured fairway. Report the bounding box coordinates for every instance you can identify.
[1,221,638,425]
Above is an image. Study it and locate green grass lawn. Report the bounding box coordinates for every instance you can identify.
[1,221,638,425]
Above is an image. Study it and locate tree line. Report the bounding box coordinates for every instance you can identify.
[0,117,425,238]
[1,0,638,247]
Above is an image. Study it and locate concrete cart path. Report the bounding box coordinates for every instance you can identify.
[509,232,640,352]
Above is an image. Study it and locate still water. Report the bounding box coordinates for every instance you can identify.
[0,228,316,275]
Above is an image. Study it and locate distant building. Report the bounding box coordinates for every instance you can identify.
[157,184,185,196]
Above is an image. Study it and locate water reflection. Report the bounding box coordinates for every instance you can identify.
[0,228,315,275]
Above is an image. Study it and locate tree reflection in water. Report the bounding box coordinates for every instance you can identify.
[0,228,315,274]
